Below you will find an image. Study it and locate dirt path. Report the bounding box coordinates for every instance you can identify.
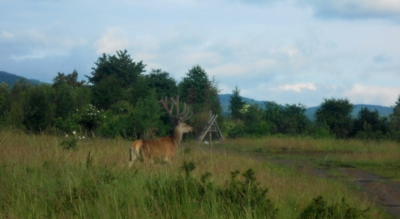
[339,168,400,218]
[199,147,400,218]
[267,157,400,218]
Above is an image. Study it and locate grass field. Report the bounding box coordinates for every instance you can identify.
[0,131,395,218]
[219,137,400,180]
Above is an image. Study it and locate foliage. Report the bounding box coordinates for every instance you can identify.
[307,122,332,139]
[316,98,354,138]
[147,161,278,218]
[179,66,222,135]
[229,86,245,121]
[352,108,389,140]
[179,65,210,105]
[52,70,85,88]
[390,95,400,142]
[228,104,270,138]
[58,131,85,151]
[145,69,178,100]
[263,102,310,135]
[59,137,79,151]
[75,104,105,132]
[0,49,396,141]
[0,82,10,124]
[87,50,147,110]
[23,84,54,133]
[98,90,162,139]
[298,196,369,219]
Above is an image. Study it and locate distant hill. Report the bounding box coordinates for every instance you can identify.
[0,71,45,88]
[219,94,393,119]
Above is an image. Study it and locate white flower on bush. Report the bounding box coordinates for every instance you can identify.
[75,103,105,129]
[239,104,250,114]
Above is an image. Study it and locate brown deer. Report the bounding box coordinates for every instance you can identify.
[129,96,193,166]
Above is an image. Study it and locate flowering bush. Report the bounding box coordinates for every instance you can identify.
[59,131,85,151]
[75,104,105,131]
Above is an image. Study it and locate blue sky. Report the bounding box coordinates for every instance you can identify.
[1,0,400,107]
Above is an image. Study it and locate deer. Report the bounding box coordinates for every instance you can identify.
[129,96,193,166]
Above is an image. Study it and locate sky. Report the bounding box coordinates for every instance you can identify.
[1,0,400,107]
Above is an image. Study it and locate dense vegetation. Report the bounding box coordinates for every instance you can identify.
[228,89,400,141]
[0,49,399,142]
[0,50,221,139]
[1,131,388,218]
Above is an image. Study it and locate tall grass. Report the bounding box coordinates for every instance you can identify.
[0,131,388,218]
[221,136,400,166]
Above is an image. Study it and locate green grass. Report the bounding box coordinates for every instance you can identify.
[217,136,400,181]
[0,131,391,218]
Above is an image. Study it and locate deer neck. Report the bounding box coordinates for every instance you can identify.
[171,125,183,146]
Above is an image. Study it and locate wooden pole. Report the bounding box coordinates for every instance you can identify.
[209,110,212,149]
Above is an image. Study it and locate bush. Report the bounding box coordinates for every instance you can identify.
[145,161,278,218]
[298,196,369,219]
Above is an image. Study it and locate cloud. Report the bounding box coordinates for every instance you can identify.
[0,29,86,62]
[276,83,317,93]
[373,54,391,63]
[302,0,400,20]
[345,83,400,106]
[94,28,132,55]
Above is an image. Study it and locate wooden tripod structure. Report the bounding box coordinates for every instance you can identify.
[196,111,224,143]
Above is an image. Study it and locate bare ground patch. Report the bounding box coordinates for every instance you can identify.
[197,145,400,218]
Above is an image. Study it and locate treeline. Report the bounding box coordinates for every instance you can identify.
[1,49,399,142]
[228,86,400,142]
[0,50,221,139]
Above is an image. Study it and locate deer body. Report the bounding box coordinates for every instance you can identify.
[129,96,192,166]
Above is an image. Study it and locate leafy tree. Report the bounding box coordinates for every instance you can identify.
[52,70,85,88]
[228,103,269,138]
[86,50,147,109]
[5,80,31,129]
[53,83,75,120]
[91,74,125,109]
[179,65,210,105]
[24,85,54,133]
[263,101,284,134]
[229,86,245,121]
[263,101,310,135]
[99,89,162,139]
[352,108,389,140]
[281,103,309,135]
[315,98,353,138]
[390,95,400,141]
[145,69,178,100]
[179,66,222,134]
[0,83,10,124]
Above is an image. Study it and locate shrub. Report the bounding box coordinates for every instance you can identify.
[298,196,369,219]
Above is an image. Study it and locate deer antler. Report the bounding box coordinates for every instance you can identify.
[158,96,192,123]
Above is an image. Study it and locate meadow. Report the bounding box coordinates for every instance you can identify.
[0,130,397,218]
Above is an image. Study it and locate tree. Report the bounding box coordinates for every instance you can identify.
[390,95,400,141]
[178,65,222,135]
[5,80,31,129]
[229,86,245,121]
[24,85,54,133]
[145,69,178,99]
[228,103,269,138]
[315,98,353,138]
[52,71,88,120]
[52,70,85,88]
[0,83,10,125]
[262,102,309,135]
[263,101,284,134]
[86,50,147,109]
[352,108,389,139]
[281,103,310,135]
[179,65,210,105]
